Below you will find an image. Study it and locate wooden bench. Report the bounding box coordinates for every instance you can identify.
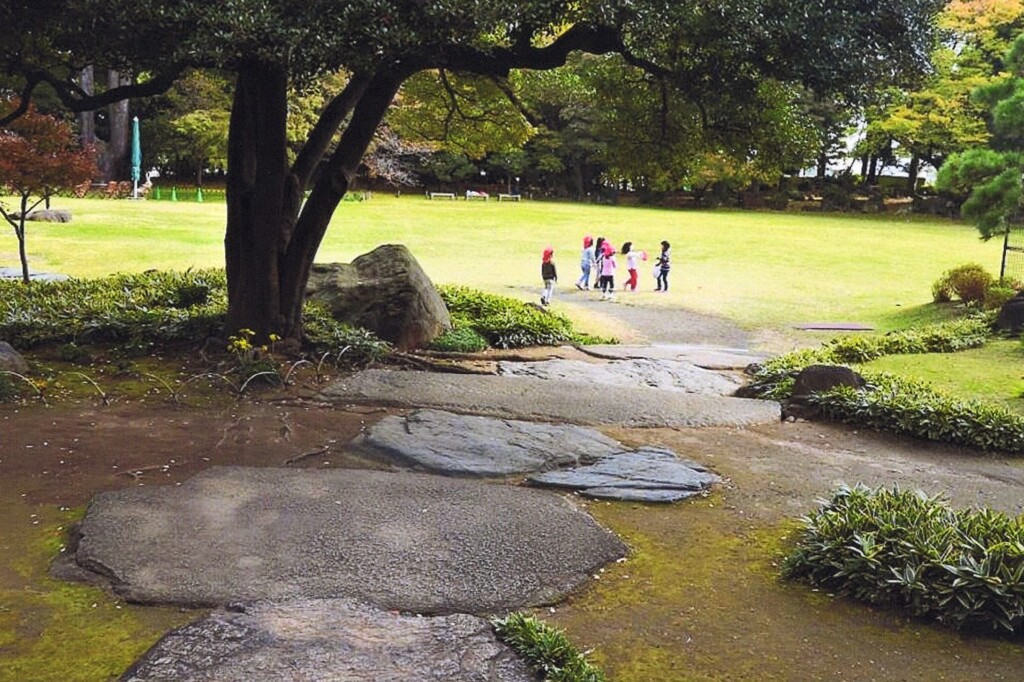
[465,191,489,201]
[497,193,521,202]
[428,192,456,200]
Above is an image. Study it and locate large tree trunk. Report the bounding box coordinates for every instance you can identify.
[224,61,293,341]
[222,64,400,342]
[101,70,131,182]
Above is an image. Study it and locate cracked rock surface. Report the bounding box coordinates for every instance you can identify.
[121,598,534,682]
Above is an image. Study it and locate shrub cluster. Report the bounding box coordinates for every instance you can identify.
[0,269,227,349]
[809,373,1024,454]
[436,285,612,349]
[784,485,1024,633]
[932,263,1020,308]
[492,612,606,682]
[742,316,1024,453]
[745,315,993,398]
[0,270,388,365]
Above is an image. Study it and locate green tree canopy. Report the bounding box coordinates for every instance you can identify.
[3,0,947,341]
[937,33,1024,240]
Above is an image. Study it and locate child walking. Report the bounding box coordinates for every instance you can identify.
[622,241,639,292]
[541,246,557,305]
[599,241,617,300]
[655,240,671,292]
[592,236,605,289]
[576,236,595,290]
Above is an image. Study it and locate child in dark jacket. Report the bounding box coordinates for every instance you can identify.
[541,247,557,305]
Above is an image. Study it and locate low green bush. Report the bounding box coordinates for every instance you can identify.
[301,301,391,366]
[0,270,228,348]
[742,316,1024,453]
[492,612,606,682]
[745,315,993,398]
[808,372,1024,453]
[438,285,613,349]
[428,327,489,353]
[931,263,996,306]
[784,485,1024,633]
[0,270,388,366]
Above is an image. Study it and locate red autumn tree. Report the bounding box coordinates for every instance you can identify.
[0,102,96,283]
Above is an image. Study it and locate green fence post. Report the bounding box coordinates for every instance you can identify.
[196,187,204,203]
[154,186,161,200]
[171,186,177,201]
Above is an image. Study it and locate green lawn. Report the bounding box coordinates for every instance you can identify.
[3,195,1003,332]
[862,339,1024,414]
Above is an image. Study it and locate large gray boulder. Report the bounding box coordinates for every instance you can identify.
[996,290,1024,335]
[121,599,533,682]
[0,341,28,374]
[306,244,451,350]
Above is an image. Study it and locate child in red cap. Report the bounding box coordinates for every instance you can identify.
[541,247,557,306]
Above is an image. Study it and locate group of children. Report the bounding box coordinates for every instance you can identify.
[539,236,671,306]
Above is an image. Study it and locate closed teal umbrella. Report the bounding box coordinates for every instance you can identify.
[130,116,142,199]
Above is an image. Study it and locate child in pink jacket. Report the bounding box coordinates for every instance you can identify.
[599,241,616,300]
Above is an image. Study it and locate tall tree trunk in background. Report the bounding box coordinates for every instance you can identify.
[816,153,828,181]
[79,66,96,148]
[101,69,131,181]
[906,154,920,196]
[867,155,879,184]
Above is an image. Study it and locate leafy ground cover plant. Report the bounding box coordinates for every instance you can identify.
[492,612,606,682]
[742,314,1024,453]
[436,285,613,349]
[809,373,1024,453]
[784,485,1024,633]
[745,315,993,398]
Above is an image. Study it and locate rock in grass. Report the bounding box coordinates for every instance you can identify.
[0,341,28,374]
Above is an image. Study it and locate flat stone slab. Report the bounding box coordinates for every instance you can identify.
[530,447,719,503]
[498,357,743,395]
[579,344,766,370]
[354,409,623,476]
[323,370,780,428]
[121,598,533,682]
[75,466,626,613]
[793,322,874,331]
[0,267,68,282]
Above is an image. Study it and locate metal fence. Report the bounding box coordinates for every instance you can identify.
[1002,225,1024,284]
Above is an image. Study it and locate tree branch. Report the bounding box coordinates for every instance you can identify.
[489,75,542,128]
[291,73,372,190]
[39,67,185,112]
[0,77,41,127]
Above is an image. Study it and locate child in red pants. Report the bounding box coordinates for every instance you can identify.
[622,242,639,291]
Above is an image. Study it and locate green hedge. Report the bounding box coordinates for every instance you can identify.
[492,612,606,682]
[436,285,612,349]
[808,373,1024,454]
[784,485,1024,633]
[0,270,388,364]
[746,315,992,397]
[741,315,1024,453]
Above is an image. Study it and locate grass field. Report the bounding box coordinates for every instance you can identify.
[2,195,1004,332]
